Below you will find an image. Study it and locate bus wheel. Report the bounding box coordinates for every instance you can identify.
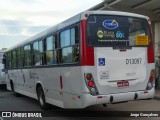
[10,81,20,97]
[37,87,49,110]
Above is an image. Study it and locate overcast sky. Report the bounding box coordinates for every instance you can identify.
[0,0,102,49]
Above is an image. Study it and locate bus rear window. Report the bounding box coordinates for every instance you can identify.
[87,15,151,47]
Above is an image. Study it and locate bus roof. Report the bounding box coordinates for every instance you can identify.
[5,10,149,52]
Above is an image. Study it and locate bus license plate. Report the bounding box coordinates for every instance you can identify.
[117,81,129,87]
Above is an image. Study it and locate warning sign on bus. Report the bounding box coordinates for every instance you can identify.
[136,35,149,45]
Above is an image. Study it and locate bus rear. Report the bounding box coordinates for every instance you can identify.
[81,11,155,107]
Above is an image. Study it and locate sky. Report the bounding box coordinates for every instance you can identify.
[0,0,102,49]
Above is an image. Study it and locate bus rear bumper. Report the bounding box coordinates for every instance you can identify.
[83,88,155,108]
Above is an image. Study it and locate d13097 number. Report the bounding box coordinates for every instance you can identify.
[126,58,142,64]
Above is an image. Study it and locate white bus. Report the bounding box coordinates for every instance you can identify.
[4,11,155,109]
[0,51,5,85]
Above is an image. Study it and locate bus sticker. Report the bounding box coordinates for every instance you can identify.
[126,58,142,64]
[136,35,149,45]
[103,19,118,29]
[97,30,104,38]
[116,31,125,39]
[99,71,109,79]
[98,58,105,66]
[104,31,115,38]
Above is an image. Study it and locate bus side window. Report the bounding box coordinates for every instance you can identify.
[60,29,72,63]
[12,50,17,68]
[20,48,23,67]
[17,48,22,68]
[2,54,6,64]
[39,40,44,65]
[2,54,6,69]
[73,45,79,62]
[33,41,38,66]
[53,33,59,64]
[45,35,59,65]
[24,45,32,67]
[71,26,79,45]
[43,39,47,65]
[72,26,79,63]
[53,35,58,64]
[59,26,79,64]
[47,36,53,65]
[33,40,43,66]
[7,52,11,69]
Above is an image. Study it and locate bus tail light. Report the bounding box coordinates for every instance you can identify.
[84,73,99,95]
[146,69,155,90]
[86,73,92,80]
[88,81,94,87]
[150,70,155,77]
[149,77,154,82]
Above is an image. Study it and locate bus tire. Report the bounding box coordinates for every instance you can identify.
[37,86,50,110]
[10,80,20,97]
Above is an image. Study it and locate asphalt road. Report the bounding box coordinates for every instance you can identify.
[0,85,160,120]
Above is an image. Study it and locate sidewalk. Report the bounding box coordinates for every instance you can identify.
[155,88,160,99]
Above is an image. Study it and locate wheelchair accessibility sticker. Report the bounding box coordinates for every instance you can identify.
[98,58,105,66]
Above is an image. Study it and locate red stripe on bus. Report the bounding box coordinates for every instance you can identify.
[147,46,154,63]
[147,18,155,63]
[80,20,94,66]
